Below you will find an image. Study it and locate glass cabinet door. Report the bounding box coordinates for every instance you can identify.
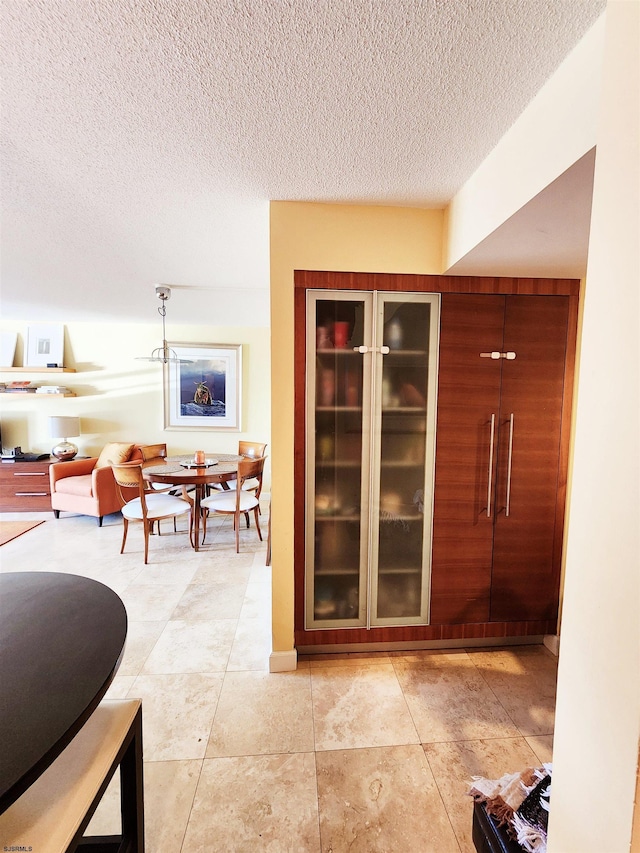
[305,292,373,628]
[305,290,440,630]
[369,294,440,626]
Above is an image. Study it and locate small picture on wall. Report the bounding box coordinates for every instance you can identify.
[164,343,242,430]
[25,324,64,367]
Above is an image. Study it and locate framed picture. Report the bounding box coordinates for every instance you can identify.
[164,343,242,431]
[25,324,64,367]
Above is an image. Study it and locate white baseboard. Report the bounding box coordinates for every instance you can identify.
[269,649,297,672]
[543,634,560,656]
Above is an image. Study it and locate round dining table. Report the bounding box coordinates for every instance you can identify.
[143,453,242,551]
[0,572,127,814]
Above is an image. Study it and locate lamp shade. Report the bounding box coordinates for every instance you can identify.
[49,416,80,439]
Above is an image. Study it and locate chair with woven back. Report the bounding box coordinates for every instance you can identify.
[112,461,191,564]
[200,456,265,552]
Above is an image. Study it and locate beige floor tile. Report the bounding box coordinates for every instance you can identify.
[393,657,520,743]
[141,619,237,674]
[311,663,419,751]
[226,613,272,671]
[118,582,189,621]
[316,744,460,853]
[182,753,320,852]
[238,579,272,619]
[127,673,224,760]
[526,734,554,764]
[171,580,247,620]
[424,737,541,853]
[105,674,137,698]
[190,553,254,584]
[467,646,558,736]
[206,670,314,757]
[118,620,167,676]
[87,759,202,853]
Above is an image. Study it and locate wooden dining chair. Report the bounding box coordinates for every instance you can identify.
[200,456,265,552]
[208,441,268,528]
[112,462,191,564]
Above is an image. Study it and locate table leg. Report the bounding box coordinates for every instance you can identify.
[193,484,204,551]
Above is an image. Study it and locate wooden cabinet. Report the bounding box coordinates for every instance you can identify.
[294,271,578,651]
[0,459,54,511]
[431,294,572,625]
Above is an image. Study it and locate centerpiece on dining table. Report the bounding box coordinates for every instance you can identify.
[180,450,218,469]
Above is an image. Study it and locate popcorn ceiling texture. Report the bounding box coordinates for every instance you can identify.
[0,0,605,323]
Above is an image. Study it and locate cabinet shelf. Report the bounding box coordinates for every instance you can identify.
[316,406,362,413]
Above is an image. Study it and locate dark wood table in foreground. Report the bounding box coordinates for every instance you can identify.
[0,572,127,814]
[143,453,242,551]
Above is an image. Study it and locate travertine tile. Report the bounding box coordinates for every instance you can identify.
[393,657,520,743]
[182,753,320,852]
[171,580,247,621]
[87,759,202,853]
[467,646,558,736]
[206,670,314,757]
[305,652,392,668]
[526,734,554,764]
[424,737,541,853]
[118,620,166,675]
[311,664,419,751]
[141,619,237,674]
[316,745,460,853]
[127,673,223,760]
[226,613,272,671]
[118,582,189,621]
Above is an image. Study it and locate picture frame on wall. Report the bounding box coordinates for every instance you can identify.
[25,324,65,367]
[164,343,242,430]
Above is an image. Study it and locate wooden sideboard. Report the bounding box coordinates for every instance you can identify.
[0,458,54,511]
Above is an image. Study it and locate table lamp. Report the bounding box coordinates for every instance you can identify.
[49,416,80,461]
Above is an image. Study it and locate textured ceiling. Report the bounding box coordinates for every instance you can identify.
[1,0,605,324]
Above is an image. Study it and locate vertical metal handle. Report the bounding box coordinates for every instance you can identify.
[505,413,514,517]
[487,414,496,518]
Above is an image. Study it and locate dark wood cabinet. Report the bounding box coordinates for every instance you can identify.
[294,271,578,651]
[0,459,54,511]
[431,294,573,625]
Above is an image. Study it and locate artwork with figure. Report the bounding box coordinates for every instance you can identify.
[164,343,242,430]
[180,362,226,417]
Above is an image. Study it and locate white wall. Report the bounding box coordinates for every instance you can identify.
[547,2,640,850]
[444,14,605,271]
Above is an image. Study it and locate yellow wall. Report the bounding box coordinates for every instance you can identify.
[269,202,443,658]
[0,320,271,487]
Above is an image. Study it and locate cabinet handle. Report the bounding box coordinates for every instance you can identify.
[378,345,390,355]
[505,413,514,517]
[487,414,496,518]
[353,346,370,354]
[16,492,49,496]
[13,472,47,477]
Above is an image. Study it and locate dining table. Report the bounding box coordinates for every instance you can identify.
[142,453,242,551]
[0,571,128,814]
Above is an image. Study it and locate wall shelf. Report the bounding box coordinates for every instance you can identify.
[1,393,76,399]
[0,367,76,373]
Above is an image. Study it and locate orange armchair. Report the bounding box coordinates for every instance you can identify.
[50,443,147,526]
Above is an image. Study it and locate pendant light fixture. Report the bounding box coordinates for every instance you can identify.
[137,285,192,364]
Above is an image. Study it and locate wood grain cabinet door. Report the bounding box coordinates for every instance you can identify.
[431,294,571,625]
[430,294,505,624]
[490,295,570,622]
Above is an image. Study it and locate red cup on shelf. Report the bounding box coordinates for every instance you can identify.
[333,321,349,348]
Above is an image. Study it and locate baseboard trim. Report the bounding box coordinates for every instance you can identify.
[543,634,560,656]
[296,635,546,655]
[269,649,298,672]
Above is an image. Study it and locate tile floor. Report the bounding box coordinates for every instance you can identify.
[1,508,557,852]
